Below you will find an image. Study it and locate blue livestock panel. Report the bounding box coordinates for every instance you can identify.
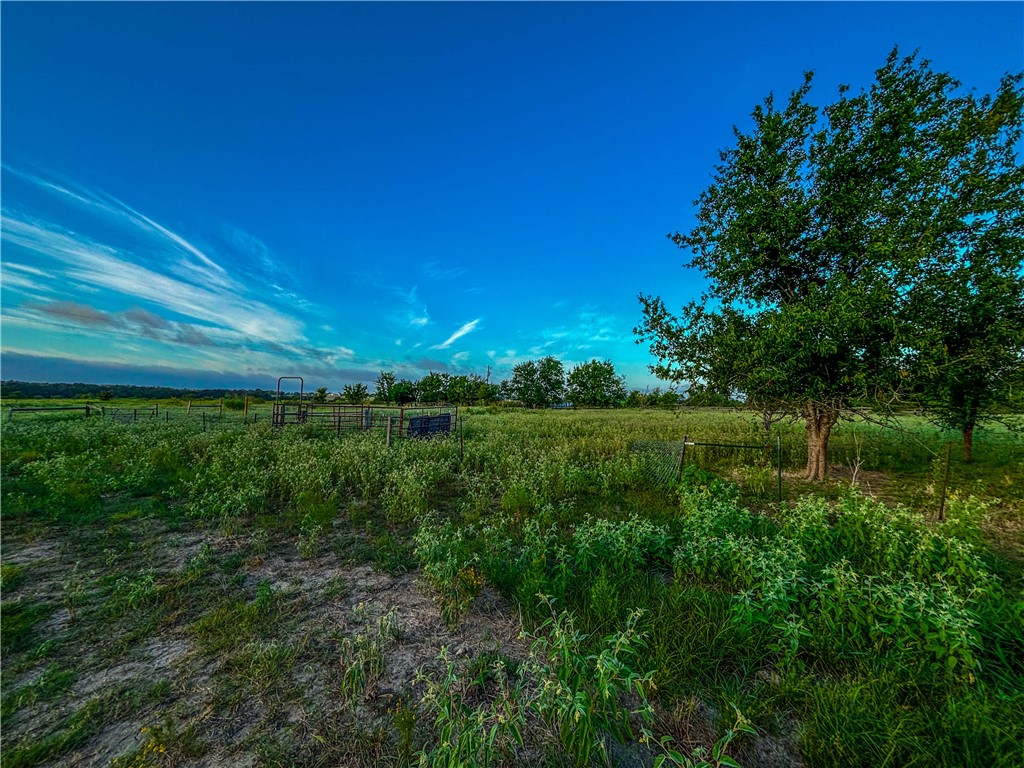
[407,413,453,437]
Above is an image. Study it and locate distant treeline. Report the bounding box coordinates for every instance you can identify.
[0,376,739,409]
[0,380,280,402]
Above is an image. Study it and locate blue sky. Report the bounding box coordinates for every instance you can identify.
[2,2,1022,392]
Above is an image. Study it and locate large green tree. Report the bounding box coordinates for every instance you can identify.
[909,264,1024,460]
[416,372,449,404]
[445,374,500,405]
[567,359,627,407]
[903,73,1024,460]
[374,371,397,403]
[341,383,369,404]
[504,356,566,408]
[392,380,417,405]
[637,51,1022,480]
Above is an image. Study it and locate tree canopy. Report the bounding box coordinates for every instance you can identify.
[503,357,566,408]
[902,72,1024,459]
[374,371,396,403]
[367,370,499,406]
[341,383,369,404]
[637,50,1024,479]
[567,359,627,407]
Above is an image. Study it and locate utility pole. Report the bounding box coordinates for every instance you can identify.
[485,365,491,383]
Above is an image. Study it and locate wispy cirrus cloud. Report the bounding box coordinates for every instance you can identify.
[351,269,435,334]
[403,287,431,328]
[2,214,301,339]
[421,261,466,281]
[430,318,480,350]
[221,224,326,316]
[0,168,311,342]
[477,307,629,378]
[223,224,282,278]
[534,309,627,352]
[0,167,370,380]
[4,165,236,288]
[3,262,48,278]
[1,262,56,294]
[115,195,227,276]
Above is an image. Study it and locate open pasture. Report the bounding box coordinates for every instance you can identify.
[1,405,1022,767]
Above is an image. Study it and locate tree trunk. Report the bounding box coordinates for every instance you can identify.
[962,423,974,462]
[803,403,838,481]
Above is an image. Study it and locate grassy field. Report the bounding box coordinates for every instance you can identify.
[1,403,1022,767]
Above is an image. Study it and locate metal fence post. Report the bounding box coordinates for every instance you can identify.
[676,434,689,484]
[938,440,952,522]
[776,434,783,503]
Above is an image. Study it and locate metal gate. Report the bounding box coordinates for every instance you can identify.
[272,376,305,427]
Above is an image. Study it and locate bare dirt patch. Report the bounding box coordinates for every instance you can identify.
[157,532,209,571]
[72,635,188,704]
[2,539,62,566]
[26,542,530,768]
[240,552,527,707]
[46,720,140,768]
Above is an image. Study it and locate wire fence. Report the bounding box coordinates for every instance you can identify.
[1,402,469,454]
[629,440,685,489]
[630,434,784,501]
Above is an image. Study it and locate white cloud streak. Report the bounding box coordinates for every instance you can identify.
[421,261,466,281]
[2,215,303,340]
[110,194,227,275]
[430,319,480,350]
[0,168,461,382]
